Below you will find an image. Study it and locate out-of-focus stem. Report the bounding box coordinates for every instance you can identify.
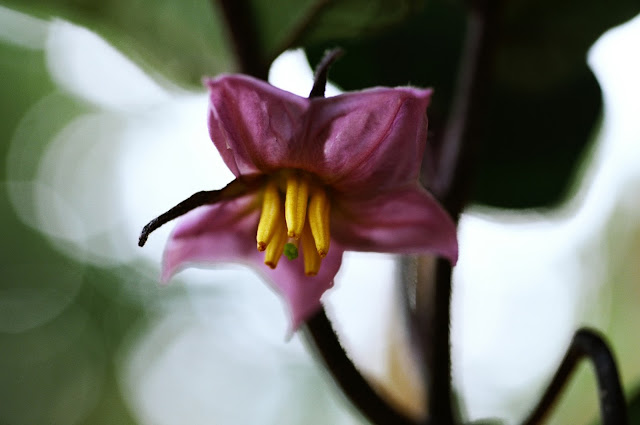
[214,0,269,80]
[521,328,627,425]
[409,0,502,423]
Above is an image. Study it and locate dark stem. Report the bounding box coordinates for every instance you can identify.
[305,310,420,425]
[309,48,344,98]
[138,177,263,247]
[521,328,628,425]
[432,0,501,214]
[214,0,269,79]
[410,0,502,423]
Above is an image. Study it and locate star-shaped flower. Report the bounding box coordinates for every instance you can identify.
[140,73,458,330]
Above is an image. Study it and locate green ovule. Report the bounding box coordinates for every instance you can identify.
[283,243,299,260]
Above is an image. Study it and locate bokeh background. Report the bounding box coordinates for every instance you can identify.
[1,2,639,424]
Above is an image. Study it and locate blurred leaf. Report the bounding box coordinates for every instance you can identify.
[2,0,424,88]
[496,1,639,91]
[249,0,425,59]
[0,41,55,153]
[628,386,640,425]
[0,31,148,424]
[306,1,639,208]
[3,0,235,87]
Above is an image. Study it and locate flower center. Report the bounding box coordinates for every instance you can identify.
[255,171,330,276]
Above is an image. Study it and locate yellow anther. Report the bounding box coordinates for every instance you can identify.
[264,217,287,269]
[308,187,330,258]
[301,222,322,276]
[256,181,282,251]
[284,173,309,239]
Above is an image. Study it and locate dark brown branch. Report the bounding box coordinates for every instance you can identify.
[305,309,421,425]
[138,177,263,247]
[214,0,269,79]
[521,328,627,425]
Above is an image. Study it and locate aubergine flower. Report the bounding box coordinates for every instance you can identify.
[139,74,458,330]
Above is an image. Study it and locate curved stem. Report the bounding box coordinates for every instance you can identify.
[521,328,628,425]
[309,48,344,98]
[305,309,421,425]
[138,177,263,246]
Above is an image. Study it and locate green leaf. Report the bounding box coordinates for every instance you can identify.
[628,386,640,425]
[496,0,638,91]
[247,0,425,63]
[2,0,424,87]
[3,0,235,87]
[306,1,638,208]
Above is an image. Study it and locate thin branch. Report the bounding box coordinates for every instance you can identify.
[305,309,421,425]
[214,0,269,79]
[521,328,628,425]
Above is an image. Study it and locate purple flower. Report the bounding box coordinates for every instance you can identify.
[145,74,458,330]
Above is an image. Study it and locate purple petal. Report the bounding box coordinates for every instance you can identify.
[304,87,432,194]
[331,187,458,264]
[205,75,432,195]
[162,193,343,330]
[205,74,309,177]
[267,239,344,331]
[162,194,260,281]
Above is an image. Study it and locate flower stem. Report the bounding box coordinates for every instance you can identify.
[408,0,503,423]
[305,310,419,425]
[309,48,344,98]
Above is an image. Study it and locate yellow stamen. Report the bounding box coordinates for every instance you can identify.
[301,222,322,276]
[264,217,287,269]
[256,181,281,251]
[284,173,309,239]
[308,187,331,258]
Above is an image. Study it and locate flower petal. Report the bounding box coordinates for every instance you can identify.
[162,193,343,330]
[267,239,344,331]
[206,75,432,195]
[303,87,432,194]
[332,187,458,264]
[205,74,309,177]
[162,194,260,281]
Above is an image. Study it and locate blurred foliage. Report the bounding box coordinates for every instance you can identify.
[0,187,147,424]
[249,0,424,59]
[2,0,235,87]
[627,386,640,425]
[0,36,144,424]
[307,0,638,208]
[3,0,424,88]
